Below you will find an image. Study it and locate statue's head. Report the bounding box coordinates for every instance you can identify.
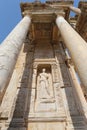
[42,68,46,72]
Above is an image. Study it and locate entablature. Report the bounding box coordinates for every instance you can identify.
[20,1,73,21]
[20,1,73,43]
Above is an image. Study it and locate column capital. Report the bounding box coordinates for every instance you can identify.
[56,16,65,28]
[22,11,32,19]
[23,15,31,22]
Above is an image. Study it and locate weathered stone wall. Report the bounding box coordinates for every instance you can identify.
[0,39,87,130]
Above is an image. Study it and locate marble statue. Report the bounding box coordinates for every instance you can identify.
[37,68,51,99]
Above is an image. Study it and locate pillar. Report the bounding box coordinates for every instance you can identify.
[69,64,87,119]
[69,6,81,15]
[56,16,87,91]
[0,15,31,95]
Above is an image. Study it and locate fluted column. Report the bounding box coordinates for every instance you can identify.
[56,16,87,91]
[69,6,81,15]
[0,15,31,94]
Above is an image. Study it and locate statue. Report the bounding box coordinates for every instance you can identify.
[37,68,52,100]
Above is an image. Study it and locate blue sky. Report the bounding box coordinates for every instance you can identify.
[0,0,80,43]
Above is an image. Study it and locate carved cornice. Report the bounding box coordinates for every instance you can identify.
[20,1,73,20]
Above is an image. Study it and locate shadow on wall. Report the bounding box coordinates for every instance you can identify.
[7,40,34,129]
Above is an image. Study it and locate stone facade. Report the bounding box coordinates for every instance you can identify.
[0,0,87,130]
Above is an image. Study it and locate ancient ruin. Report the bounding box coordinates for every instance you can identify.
[0,0,87,129]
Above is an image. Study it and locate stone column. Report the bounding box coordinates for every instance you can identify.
[0,15,31,94]
[56,16,87,91]
[69,65,87,119]
[69,6,81,15]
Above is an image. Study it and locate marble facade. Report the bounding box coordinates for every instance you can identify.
[0,0,87,130]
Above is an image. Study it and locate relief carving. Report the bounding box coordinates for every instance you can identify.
[52,64,59,83]
[29,63,65,115]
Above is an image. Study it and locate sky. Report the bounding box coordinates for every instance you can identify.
[0,0,80,43]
